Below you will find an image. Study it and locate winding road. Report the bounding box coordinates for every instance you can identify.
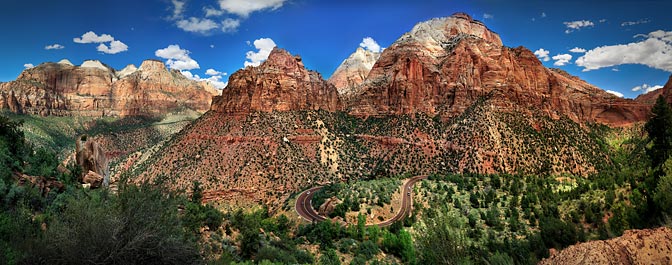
[295,175,427,227]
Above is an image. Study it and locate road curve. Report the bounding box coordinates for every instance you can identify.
[295,175,427,227]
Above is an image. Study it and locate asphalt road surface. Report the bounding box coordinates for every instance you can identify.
[295,175,427,227]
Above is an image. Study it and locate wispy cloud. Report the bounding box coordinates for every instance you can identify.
[563,20,594,34]
[621,19,650,27]
[45,44,65,50]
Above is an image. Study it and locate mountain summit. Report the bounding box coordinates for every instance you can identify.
[328,47,381,96]
[211,48,342,114]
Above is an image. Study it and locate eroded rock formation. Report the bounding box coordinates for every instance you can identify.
[76,135,109,188]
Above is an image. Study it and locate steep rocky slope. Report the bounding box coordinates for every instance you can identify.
[328,47,380,96]
[539,227,672,265]
[348,13,651,127]
[0,59,218,117]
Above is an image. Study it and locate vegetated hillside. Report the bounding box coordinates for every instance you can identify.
[132,95,609,210]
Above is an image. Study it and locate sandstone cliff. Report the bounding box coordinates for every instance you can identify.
[540,227,672,265]
[328,47,380,96]
[0,59,218,117]
[76,135,109,188]
[348,13,651,127]
[211,48,342,114]
[634,75,672,105]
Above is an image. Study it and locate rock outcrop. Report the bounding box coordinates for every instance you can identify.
[540,227,672,265]
[210,48,342,114]
[328,47,380,96]
[76,135,109,187]
[0,59,218,117]
[348,13,651,127]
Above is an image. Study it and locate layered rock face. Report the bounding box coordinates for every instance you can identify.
[540,227,672,265]
[76,135,109,188]
[328,47,380,96]
[211,48,342,114]
[348,13,651,126]
[0,59,218,117]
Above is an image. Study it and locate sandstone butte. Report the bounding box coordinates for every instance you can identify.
[0,59,219,117]
[211,47,342,114]
[328,47,381,96]
[347,12,656,127]
[539,227,672,265]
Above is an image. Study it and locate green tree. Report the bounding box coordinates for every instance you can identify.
[415,212,471,264]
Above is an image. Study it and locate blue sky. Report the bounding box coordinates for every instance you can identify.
[1,0,670,98]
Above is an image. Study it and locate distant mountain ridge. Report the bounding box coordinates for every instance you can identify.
[0,59,218,117]
[328,47,381,96]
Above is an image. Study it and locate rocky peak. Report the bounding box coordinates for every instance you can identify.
[398,12,502,47]
[138,59,167,72]
[328,47,381,95]
[116,64,138,79]
[57,59,74,66]
[81,60,112,72]
[211,47,342,113]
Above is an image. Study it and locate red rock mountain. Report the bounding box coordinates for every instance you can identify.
[0,59,218,117]
[211,48,342,114]
[328,47,381,96]
[348,13,651,127]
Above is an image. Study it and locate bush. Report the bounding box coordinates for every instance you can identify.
[27,183,200,264]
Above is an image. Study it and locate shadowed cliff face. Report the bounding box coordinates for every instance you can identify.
[347,13,653,127]
[210,48,342,114]
[0,59,218,117]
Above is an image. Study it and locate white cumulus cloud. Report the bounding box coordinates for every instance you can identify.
[534,48,550,62]
[23,63,34,69]
[155,44,200,71]
[576,30,672,72]
[218,0,286,17]
[205,68,226,76]
[606,90,624,98]
[204,6,224,17]
[45,44,65,50]
[73,31,114,43]
[563,20,594,34]
[552,54,573,66]
[359,37,382,53]
[244,38,277,67]
[632,84,663,94]
[182,70,228,89]
[97,40,128,54]
[176,17,219,34]
[569,47,586,53]
[73,31,128,54]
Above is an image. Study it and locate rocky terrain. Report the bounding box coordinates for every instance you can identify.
[540,227,672,264]
[328,47,380,96]
[348,13,651,127]
[0,59,218,117]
